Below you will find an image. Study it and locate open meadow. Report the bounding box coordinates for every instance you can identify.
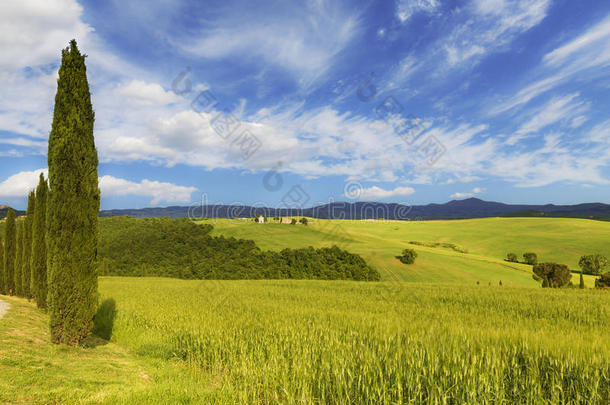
[206,217,609,287]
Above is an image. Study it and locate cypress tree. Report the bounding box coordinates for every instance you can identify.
[3,209,16,295]
[31,174,49,309]
[22,190,35,299]
[14,221,24,297]
[47,40,100,345]
[0,238,4,295]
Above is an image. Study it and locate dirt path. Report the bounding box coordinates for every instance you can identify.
[0,299,9,319]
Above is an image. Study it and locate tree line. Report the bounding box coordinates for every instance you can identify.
[506,251,610,289]
[0,178,48,302]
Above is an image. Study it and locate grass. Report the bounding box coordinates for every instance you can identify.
[0,295,229,404]
[205,217,608,287]
[96,277,610,404]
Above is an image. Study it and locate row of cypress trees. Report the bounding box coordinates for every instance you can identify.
[0,176,49,307]
[0,40,99,345]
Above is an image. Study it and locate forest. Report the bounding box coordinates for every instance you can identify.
[97,216,380,281]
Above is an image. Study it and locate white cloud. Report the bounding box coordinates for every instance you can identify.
[588,120,610,144]
[0,169,196,205]
[388,0,551,89]
[443,0,550,68]
[0,0,93,70]
[543,16,610,67]
[492,15,610,114]
[0,137,47,149]
[506,93,588,145]
[0,168,47,197]
[115,80,182,106]
[354,185,415,200]
[450,192,473,199]
[99,176,197,205]
[450,187,485,199]
[179,1,360,86]
[395,0,439,23]
[98,103,414,182]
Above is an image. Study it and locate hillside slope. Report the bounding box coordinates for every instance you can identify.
[207,217,607,287]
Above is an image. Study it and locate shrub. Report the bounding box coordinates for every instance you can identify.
[397,248,417,265]
[506,253,518,262]
[523,252,537,265]
[291,218,297,225]
[299,217,308,225]
[595,272,610,289]
[533,262,571,288]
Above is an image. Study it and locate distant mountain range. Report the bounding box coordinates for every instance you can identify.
[98,198,610,220]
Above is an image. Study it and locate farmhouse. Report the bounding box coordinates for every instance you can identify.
[281,217,292,224]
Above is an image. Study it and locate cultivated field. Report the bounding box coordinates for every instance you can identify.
[97,277,610,403]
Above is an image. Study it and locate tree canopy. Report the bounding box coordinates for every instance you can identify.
[533,262,571,288]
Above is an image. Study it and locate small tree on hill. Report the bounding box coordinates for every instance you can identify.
[299,217,308,225]
[47,40,100,345]
[3,209,16,295]
[31,174,49,308]
[14,221,24,297]
[595,272,610,289]
[578,254,608,275]
[291,218,297,225]
[579,270,585,289]
[506,253,518,262]
[22,190,35,299]
[533,262,571,288]
[523,252,537,265]
[397,248,417,264]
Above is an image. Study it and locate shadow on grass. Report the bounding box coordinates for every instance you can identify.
[82,298,117,348]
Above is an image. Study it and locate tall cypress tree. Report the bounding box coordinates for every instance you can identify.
[47,40,100,345]
[3,209,16,295]
[0,238,4,295]
[31,174,49,308]
[14,221,24,297]
[22,190,35,299]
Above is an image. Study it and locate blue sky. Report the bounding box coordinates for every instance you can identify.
[1,0,609,210]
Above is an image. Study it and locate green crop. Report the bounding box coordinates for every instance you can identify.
[100,277,610,404]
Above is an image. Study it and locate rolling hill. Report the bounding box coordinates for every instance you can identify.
[204,216,609,287]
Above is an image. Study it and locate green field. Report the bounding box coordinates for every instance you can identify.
[99,277,608,403]
[4,277,609,403]
[205,217,609,287]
